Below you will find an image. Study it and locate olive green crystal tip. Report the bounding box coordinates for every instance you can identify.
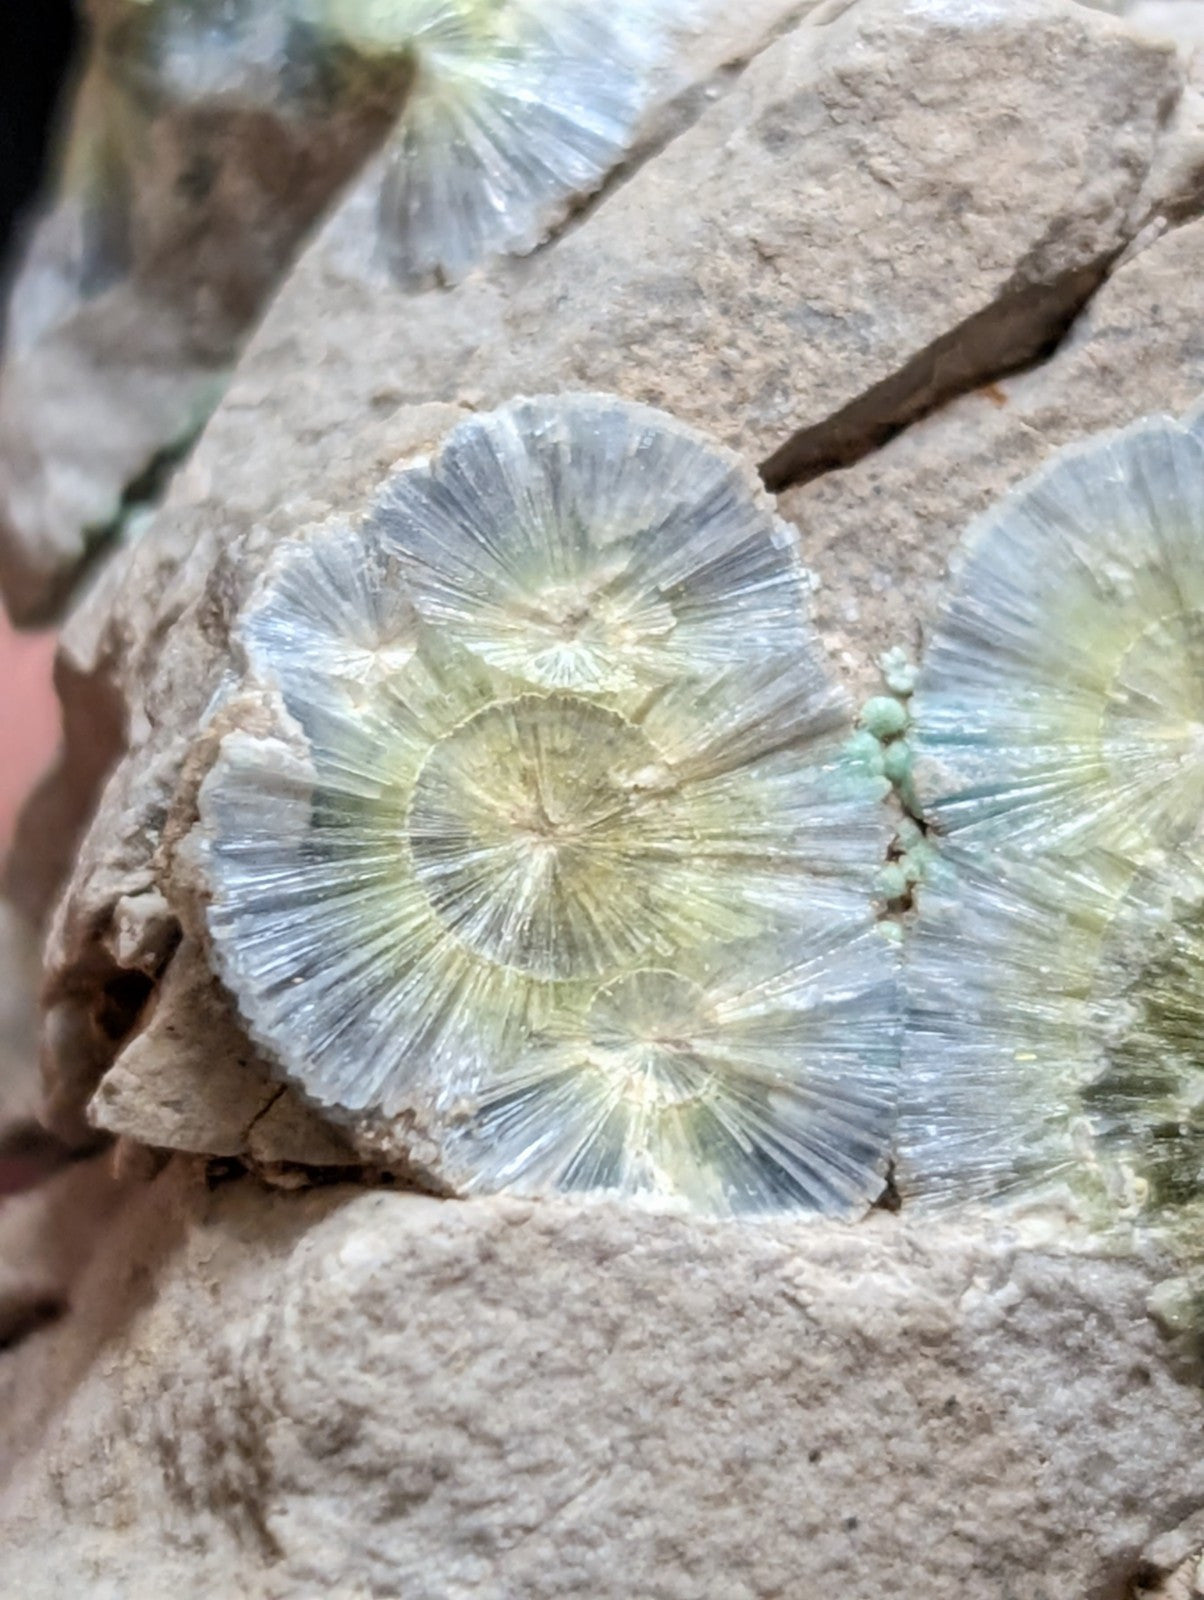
[198,394,898,1215]
[903,410,1204,1233]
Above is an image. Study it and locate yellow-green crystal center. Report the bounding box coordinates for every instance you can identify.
[579,971,721,1112]
[407,694,677,981]
[1101,610,1204,820]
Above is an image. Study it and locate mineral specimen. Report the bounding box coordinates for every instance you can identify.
[902,839,1204,1237]
[315,0,679,287]
[904,411,1204,1231]
[2,0,677,622]
[195,394,899,1215]
[910,414,1204,863]
[901,844,1128,1210]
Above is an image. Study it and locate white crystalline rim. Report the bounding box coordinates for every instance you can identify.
[912,413,1204,864]
[198,393,900,1216]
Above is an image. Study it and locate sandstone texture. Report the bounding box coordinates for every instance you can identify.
[784,215,1204,694]
[1,1164,1203,1600]
[1,1,1203,1594]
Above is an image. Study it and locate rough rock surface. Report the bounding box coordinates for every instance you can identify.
[1,1163,1203,1600]
[2,2,1204,1593]
[784,215,1204,694]
[0,0,816,629]
[1119,1,1204,46]
[39,0,1204,1163]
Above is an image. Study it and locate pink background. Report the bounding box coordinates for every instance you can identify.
[0,618,59,854]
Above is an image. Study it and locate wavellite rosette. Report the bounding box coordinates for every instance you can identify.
[901,845,1127,1211]
[911,414,1204,861]
[904,412,1204,1231]
[195,395,900,1216]
[903,843,1204,1236]
[306,0,678,286]
[72,0,671,299]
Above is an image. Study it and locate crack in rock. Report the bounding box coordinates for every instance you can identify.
[761,17,1204,492]
[761,262,1113,488]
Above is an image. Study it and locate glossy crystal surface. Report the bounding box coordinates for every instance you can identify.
[200,395,899,1214]
[905,413,1204,1227]
[317,0,676,285]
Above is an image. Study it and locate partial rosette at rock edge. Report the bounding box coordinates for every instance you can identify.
[195,394,899,1216]
[901,840,1204,1240]
[902,410,1204,1231]
[307,0,680,287]
[911,415,1204,865]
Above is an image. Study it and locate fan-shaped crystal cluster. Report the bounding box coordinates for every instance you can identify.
[313,0,677,286]
[906,414,1204,1227]
[197,395,899,1215]
[26,0,665,367]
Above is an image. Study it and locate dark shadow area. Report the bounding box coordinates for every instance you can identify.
[0,0,79,276]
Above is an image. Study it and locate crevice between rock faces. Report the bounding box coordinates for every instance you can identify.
[761,36,1204,494]
[760,262,1115,490]
[0,1290,65,1354]
[54,430,205,629]
[759,203,1204,495]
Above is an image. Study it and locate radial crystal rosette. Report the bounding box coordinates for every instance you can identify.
[197,394,899,1215]
[901,845,1125,1210]
[309,0,675,286]
[1082,847,1204,1231]
[902,841,1204,1234]
[911,415,1204,864]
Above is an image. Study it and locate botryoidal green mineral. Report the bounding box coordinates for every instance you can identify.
[197,394,900,1217]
